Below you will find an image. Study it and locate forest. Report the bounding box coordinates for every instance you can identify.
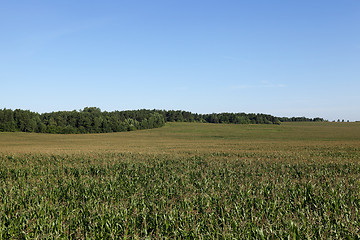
[0,108,324,134]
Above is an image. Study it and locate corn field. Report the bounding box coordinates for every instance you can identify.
[1,122,360,239]
[0,151,359,239]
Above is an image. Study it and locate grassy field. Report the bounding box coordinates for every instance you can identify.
[0,122,360,239]
[1,122,359,154]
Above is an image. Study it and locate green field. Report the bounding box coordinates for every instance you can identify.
[1,122,360,239]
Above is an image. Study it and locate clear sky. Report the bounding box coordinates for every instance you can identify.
[1,1,359,121]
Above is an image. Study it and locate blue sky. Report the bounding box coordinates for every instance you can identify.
[1,1,359,121]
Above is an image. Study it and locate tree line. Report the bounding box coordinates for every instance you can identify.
[0,107,324,134]
[278,117,325,122]
[0,108,165,134]
[157,110,282,125]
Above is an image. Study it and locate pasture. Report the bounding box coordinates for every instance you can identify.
[1,122,360,238]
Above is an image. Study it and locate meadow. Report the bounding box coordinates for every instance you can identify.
[0,122,360,239]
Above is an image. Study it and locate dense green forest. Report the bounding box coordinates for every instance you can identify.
[0,108,323,134]
[0,108,165,134]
